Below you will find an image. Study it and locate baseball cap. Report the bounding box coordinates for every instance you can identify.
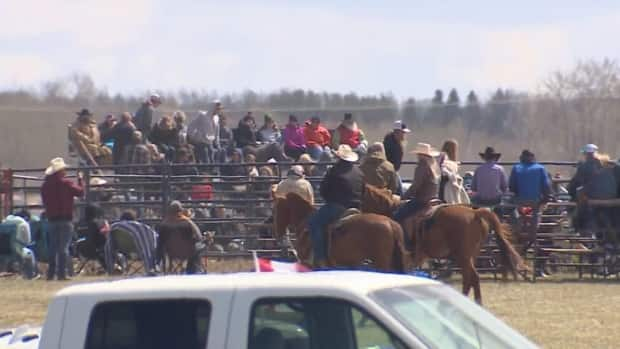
[393,120,411,133]
[581,144,599,154]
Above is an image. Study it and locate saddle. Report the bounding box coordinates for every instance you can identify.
[329,208,361,232]
[404,200,446,249]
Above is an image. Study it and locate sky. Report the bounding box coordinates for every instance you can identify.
[1,0,620,100]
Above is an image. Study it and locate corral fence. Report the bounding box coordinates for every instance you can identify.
[5,160,618,280]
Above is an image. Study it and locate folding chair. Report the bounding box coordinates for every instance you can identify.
[0,222,34,277]
[160,235,207,275]
[109,228,145,275]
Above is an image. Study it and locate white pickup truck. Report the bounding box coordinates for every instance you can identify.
[1,271,538,349]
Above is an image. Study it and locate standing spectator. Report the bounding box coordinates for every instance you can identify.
[235,112,258,149]
[282,114,306,160]
[150,115,180,161]
[41,157,84,281]
[218,114,233,149]
[3,210,37,279]
[439,140,469,204]
[98,113,117,143]
[188,110,218,164]
[134,93,162,140]
[275,165,314,205]
[332,113,368,156]
[303,116,331,160]
[107,112,136,165]
[471,147,507,206]
[173,111,189,146]
[383,120,411,195]
[359,142,399,194]
[257,114,281,143]
[157,201,204,274]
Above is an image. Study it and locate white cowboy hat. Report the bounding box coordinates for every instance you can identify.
[45,157,67,176]
[411,143,440,157]
[393,120,411,133]
[581,144,599,154]
[334,144,359,162]
[90,177,107,186]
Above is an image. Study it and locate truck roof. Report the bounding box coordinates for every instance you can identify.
[56,271,437,298]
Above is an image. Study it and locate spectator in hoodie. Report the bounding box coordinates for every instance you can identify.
[332,113,368,156]
[235,112,258,148]
[3,210,37,279]
[98,113,117,143]
[282,114,306,160]
[188,110,218,164]
[257,114,282,144]
[359,142,398,194]
[150,115,180,161]
[40,157,84,281]
[303,116,331,160]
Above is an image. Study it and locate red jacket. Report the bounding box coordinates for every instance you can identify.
[336,125,361,148]
[41,173,84,221]
[303,124,331,147]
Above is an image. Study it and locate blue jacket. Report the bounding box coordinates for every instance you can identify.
[509,162,551,202]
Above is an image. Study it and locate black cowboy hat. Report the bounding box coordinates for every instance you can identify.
[76,108,93,117]
[520,149,535,158]
[479,146,501,160]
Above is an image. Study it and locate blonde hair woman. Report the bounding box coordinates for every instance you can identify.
[440,139,470,204]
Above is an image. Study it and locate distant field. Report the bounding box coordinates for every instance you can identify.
[1,262,619,349]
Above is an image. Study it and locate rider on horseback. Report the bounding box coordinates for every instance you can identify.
[393,143,440,228]
[308,144,363,267]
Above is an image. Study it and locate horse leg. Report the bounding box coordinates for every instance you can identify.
[468,257,482,305]
[458,257,472,298]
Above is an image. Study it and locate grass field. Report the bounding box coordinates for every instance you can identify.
[1,261,619,349]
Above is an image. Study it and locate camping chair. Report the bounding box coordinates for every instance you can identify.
[107,228,144,275]
[159,231,207,275]
[73,222,107,275]
[0,222,35,278]
[104,221,157,276]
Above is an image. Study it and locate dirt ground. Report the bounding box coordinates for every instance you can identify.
[1,261,619,349]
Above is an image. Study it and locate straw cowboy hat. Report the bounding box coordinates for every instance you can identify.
[334,144,359,162]
[411,143,440,157]
[479,146,501,160]
[45,157,68,176]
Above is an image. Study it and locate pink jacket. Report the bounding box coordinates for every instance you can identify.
[283,124,306,149]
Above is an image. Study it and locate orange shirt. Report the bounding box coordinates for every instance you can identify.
[303,125,331,147]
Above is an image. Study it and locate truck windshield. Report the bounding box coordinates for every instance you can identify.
[370,285,538,349]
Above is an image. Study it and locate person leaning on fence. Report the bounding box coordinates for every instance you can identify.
[439,140,470,205]
[471,147,507,206]
[303,116,332,161]
[69,108,113,165]
[568,144,620,232]
[383,120,411,196]
[2,210,38,279]
[359,142,399,194]
[40,157,84,281]
[332,113,368,156]
[282,114,306,160]
[275,165,314,205]
[157,201,205,274]
[134,93,162,140]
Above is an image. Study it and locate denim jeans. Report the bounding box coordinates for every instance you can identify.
[395,173,404,196]
[47,220,74,280]
[393,198,423,223]
[308,203,345,261]
[307,145,324,161]
[192,142,214,164]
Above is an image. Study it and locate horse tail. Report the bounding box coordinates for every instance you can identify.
[475,209,528,278]
[389,219,410,273]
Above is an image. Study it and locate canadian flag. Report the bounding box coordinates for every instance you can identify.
[253,253,311,273]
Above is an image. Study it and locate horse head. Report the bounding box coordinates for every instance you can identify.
[362,184,400,216]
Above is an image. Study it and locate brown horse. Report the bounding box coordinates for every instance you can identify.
[362,184,527,304]
[272,190,409,273]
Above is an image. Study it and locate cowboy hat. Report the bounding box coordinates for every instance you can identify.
[479,146,501,160]
[45,157,68,176]
[393,120,411,133]
[411,143,440,157]
[76,108,93,117]
[89,177,107,186]
[334,144,359,162]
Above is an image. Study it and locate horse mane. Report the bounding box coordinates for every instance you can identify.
[362,184,399,215]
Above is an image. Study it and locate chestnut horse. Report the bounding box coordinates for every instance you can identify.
[362,184,527,304]
[272,190,409,273]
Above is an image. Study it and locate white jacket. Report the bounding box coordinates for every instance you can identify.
[441,159,470,205]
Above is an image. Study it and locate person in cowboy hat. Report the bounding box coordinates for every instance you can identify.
[393,143,440,225]
[359,142,399,194]
[383,120,412,196]
[308,144,363,267]
[40,157,84,281]
[332,113,368,156]
[69,108,112,165]
[471,146,507,206]
[275,165,314,205]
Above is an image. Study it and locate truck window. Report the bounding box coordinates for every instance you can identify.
[85,299,210,349]
[248,298,406,349]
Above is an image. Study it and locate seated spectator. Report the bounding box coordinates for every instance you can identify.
[149,115,180,161]
[332,113,368,156]
[172,147,199,177]
[69,108,112,165]
[257,114,281,143]
[218,114,233,149]
[98,113,117,143]
[2,210,37,279]
[282,114,306,160]
[439,140,469,204]
[107,112,136,166]
[188,110,218,164]
[303,116,331,160]
[471,147,507,206]
[157,201,204,274]
[298,154,319,177]
[173,111,189,146]
[105,210,158,275]
[359,142,398,194]
[235,112,258,148]
[78,204,108,270]
[125,131,164,174]
[275,165,314,205]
